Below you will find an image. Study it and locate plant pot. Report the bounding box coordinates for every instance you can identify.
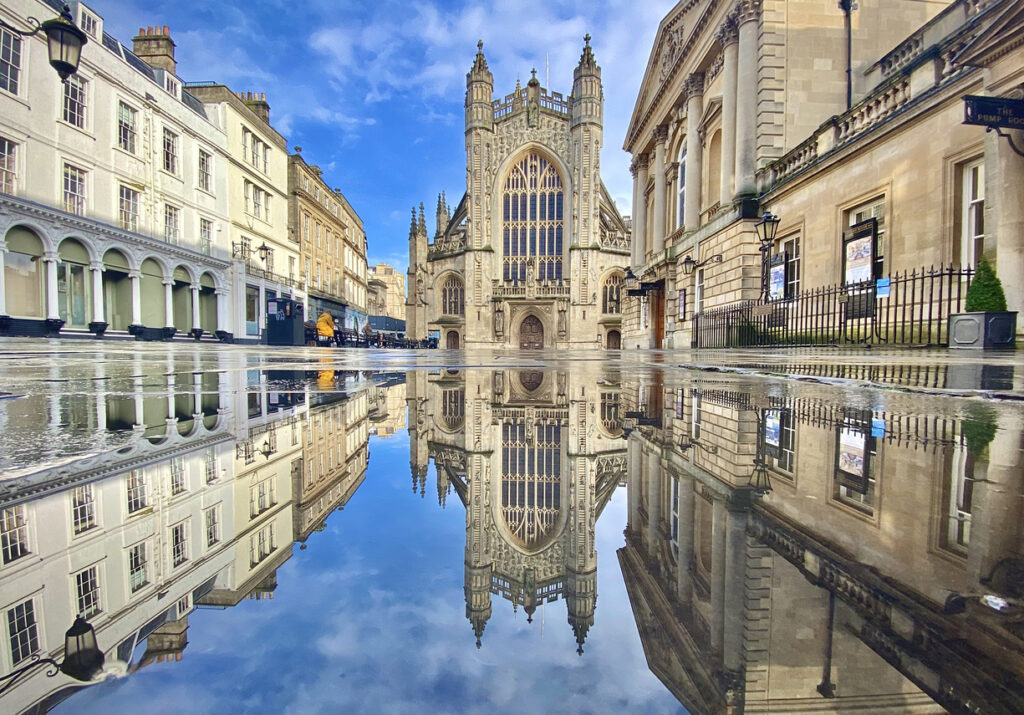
[949,311,1017,349]
[88,321,108,338]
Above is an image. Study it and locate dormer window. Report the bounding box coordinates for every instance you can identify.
[79,11,99,40]
[164,74,180,98]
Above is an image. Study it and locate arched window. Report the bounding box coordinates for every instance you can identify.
[602,272,622,314]
[676,147,687,229]
[501,419,562,549]
[441,388,464,431]
[502,152,564,283]
[441,276,464,316]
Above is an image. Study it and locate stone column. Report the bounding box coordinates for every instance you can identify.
[722,500,749,673]
[215,288,229,334]
[734,1,760,200]
[129,270,142,326]
[0,241,8,316]
[647,454,662,555]
[191,286,201,330]
[710,494,727,659]
[630,160,642,269]
[652,127,669,256]
[90,262,104,324]
[634,156,649,266]
[163,280,174,328]
[676,473,696,606]
[718,17,739,204]
[684,73,705,231]
[628,436,642,531]
[43,253,60,320]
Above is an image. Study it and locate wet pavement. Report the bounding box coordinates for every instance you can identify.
[1,339,1023,714]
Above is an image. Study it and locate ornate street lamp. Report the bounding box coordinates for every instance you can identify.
[0,616,104,695]
[256,243,273,262]
[258,438,275,458]
[679,436,718,455]
[754,211,780,301]
[623,267,638,291]
[0,4,88,82]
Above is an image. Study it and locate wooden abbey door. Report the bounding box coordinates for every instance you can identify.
[519,315,544,350]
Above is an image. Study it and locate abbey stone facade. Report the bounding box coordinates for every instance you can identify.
[406,39,631,350]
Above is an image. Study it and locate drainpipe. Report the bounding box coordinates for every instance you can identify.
[839,0,855,110]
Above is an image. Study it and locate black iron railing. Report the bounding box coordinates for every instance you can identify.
[692,264,974,348]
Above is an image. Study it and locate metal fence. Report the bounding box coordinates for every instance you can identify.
[692,264,974,348]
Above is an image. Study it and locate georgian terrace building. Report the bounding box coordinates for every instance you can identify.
[0,0,237,341]
[623,0,1023,349]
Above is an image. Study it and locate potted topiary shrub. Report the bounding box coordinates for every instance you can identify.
[949,258,1017,349]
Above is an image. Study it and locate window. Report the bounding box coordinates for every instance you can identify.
[245,181,269,221]
[316,222,321,248]
[1,29,23,95]
[119,185,139,231]
[126,470,147,514]
[204,506,221,547]
[602,273,622,314]
[164,74,179,97]
[169,457,186,495]
[200,218,213,255]
[79,12,99,39]
[502,152,564,282]
[677,147,686,229]
[171,521,188,567]
[75,565,101,618]
[162,128,179,174]
[63,164,86,215]
[117,102,137,153]
[63,75,87,128]
[1,505,29,564]
[961,158,985,268]
[288,256,296,281]
[694,268,704,315]
[834,420,877,515]
[198,149,212,191]
[72,484,96,535]
[765,409,795,474]
[128,542,148,592]
[303,214,310,241]
[0,137,15,194]
[778,235,801,299]
[250,477,276,517]
[441,276,464,316]
[204,448,218,483]
[249,523,275,566]
[164,204,180,244]
[6,599,39,665]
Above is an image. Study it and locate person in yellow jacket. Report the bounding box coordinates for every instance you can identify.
[316,312,335,346]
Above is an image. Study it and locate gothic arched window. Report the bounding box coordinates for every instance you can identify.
[502,152,564,283]
[441,275,464,316]
[501,419,562,549]
[441,388,464,431]
[602,272,623,314]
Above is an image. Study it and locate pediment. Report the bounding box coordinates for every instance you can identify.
[623,0,721,152]
[955,0,1024,69]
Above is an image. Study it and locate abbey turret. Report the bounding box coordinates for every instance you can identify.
[409,38,630,350]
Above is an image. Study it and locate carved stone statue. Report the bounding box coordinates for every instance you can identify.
[494,307,505,338]
[557,306,567,337]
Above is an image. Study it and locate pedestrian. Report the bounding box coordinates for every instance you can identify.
[316,311,335,347]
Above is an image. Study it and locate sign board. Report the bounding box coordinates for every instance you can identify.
[964,95,1024,131]
[769,253,786,301]
[876,277,891,298]
[836,427,870,493]
[843,218,876,285]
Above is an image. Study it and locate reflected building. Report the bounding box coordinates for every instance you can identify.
[407,368,626,651]
[0,360,374,714]
[368,375,407,439]
[619,369,1024,714]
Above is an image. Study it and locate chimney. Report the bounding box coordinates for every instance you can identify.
[243,91,271,124]
[132,24,177,75]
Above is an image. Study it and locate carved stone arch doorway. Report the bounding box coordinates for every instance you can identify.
[519,315,544,350]
[446,330,460,349]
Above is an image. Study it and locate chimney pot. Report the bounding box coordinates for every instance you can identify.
[147,25,153,35]
[138,27,144,35]
[163,25,170,35]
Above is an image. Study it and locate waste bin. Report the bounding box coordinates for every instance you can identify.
[266,298,305,346]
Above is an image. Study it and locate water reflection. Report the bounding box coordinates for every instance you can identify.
[0,356,1022,714]
[407,368,626,653]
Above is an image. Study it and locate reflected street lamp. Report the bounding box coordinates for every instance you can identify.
[0,4,88,82]
[0,616,105,695]
[754,211,780,301]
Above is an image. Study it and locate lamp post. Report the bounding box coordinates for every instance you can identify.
[748,408,773,495]
[754,211,780,302]
[0,616,104,695]
[0,4,88,82]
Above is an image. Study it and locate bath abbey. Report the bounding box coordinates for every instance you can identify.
[406,38,632,350]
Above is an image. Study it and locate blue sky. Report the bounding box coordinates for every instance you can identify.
[90,0,672,269]
[58,429,687,714]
